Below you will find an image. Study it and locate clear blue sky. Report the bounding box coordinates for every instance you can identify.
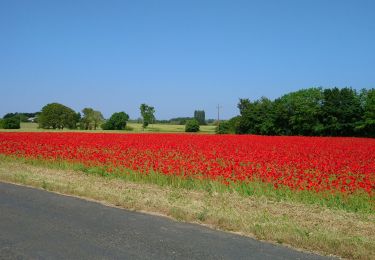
[1,0,374,119]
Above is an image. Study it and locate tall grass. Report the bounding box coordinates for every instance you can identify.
[1,154,373,214]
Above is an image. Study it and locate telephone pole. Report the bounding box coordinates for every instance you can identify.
[216,104,222,126]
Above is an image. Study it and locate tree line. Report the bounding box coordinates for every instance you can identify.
[0,103,157,131]
[0,103,206,132]
[36,103,157,130]
[217,87,375,137]
[0,112,40,129]
[2,87,374,137]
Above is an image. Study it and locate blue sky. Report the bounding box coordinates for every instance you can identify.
[1,0,374,119]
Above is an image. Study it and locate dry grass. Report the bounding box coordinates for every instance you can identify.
[0,159,374,259]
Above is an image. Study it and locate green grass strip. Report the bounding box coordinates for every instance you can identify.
[0,154,373,214]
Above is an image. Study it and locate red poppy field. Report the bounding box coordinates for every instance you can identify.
[0,132,374,196]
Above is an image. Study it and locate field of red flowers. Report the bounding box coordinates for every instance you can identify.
[0,132,374,195]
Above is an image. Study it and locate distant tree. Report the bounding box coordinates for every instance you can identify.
[75,112,81,127]
[38,103,78,129]
[356,88,375,137]
[236,98,252,134]
[2,117,21,129]
[81,108,94,130]
[216,121,231,134]
[194,110,206,125]
[140,103,155,129]
[185,119,200,132]
[0,119,3,129]
[321,87,362,136]
[231,86,371,137]
[3,113,17,119]
[235,97,276,135]
[206,119,216,124]
[3,113,29,122]
[81,108,104,130]
[102,112,129,130]
[215,116,240,134]
[169,117,194,125]
[275,88,324,136]
[154,119,170,124]
[92,111,104,130]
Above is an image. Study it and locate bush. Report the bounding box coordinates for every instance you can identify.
[216,121,231,134]
[102,112,129,130]
[2,117,21,129]
[0,119,3,129]
[216,116,240,134]
[185,119,200,132]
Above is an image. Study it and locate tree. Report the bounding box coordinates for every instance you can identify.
[275,88,324,136]
[216,116,240,134]
[81,108,104,130]
[185,119,200,132]
[3,113,31,122]
[231,86,371,137]
[356,88,375,137]
[92,111,104,130]
[140,103,155,129]
[194,110,206,125]
[2,117,21,129]
[321,87,362,136]
[235,97,276,135]
[169,117,194,125]
[101,112,129,130]
[38,103,78,129]
[81,108,94,130]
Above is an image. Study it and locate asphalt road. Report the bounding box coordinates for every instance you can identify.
[0,182,331,260]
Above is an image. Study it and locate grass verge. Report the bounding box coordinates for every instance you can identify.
[1,155,373,214]
[0,158,374,259]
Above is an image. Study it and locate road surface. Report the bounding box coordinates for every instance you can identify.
[0,182,330,259]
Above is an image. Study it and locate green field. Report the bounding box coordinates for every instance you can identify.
[0,122,216,134]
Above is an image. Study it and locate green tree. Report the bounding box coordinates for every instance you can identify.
[194,110,206,125]
[3,113,29,122]
[275,88,324,136]
[233,87,371,137]
[169,117,194,125]
[81,108,94,130]
[81,108,104,130]
[92,111,104,130]
[38,103,78,129]
[215,116,240,134]
[185,119,200,132]
[235,97,276,135]
[2,117,21,129]
[102,112,129,130]
[321,87,361,136]
[140,103,155,129]
[356,88,375,137]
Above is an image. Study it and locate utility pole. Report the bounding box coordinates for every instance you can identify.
[216,104,222,126]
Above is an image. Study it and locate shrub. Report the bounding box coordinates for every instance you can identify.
[2,117,21,129]
[185,119,200,132]
[216,121,231,134]
[216,116,240,134]
[102,112,129,130]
